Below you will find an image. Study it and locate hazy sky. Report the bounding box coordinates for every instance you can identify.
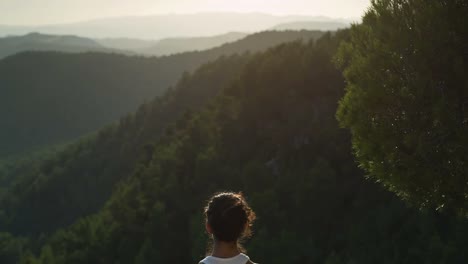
[0,0,370,25]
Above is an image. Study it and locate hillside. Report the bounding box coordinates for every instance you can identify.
[95,37,157,50]
[272,20,348,31]
[2,31,466,264]
[0,52,252,236]
[139,32,248,56]
[190,30,324,58]
[0,32,121,59]
[97,32,247,55]
[0,30,324,158]
[0,52,170,158]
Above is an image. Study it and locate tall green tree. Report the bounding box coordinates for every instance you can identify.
[336,0,468,213]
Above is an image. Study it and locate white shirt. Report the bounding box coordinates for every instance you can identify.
[199,253,250,264]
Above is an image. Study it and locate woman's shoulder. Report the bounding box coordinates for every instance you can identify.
[199,260,257,264]
[198,254,257,264]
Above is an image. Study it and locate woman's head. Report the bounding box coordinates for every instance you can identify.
[204,192,256,243]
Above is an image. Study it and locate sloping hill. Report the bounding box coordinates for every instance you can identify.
[97,32,248,55]
[194,30,323,58]
[0,52,171,157]
[0,30,324,158]
[0,52,252,235]
[139,32,247,56]
[272,20,349,31]
[95,37,157,50]
[0,32,121,59]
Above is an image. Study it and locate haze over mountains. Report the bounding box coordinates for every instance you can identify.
[0,13,351,59]
[95,37,158,51]
[0,12,350,39]
[95,32,249,55]
[0,32,249,59]
[137,32,248,56]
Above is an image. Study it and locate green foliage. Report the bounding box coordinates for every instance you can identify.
[336,0,468,213]
[14,32,467,264]
[0,233,30,263]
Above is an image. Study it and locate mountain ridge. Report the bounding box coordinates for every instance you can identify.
[0,32,125,59]
[138,32,248,56]
[272,20,348,31]
[0,13,352,39]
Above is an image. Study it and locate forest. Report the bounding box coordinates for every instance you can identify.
[0,0,467,263]
[0,30,322,158]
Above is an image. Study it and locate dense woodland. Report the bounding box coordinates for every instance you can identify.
[0,0,467,263]
[0,52,252,236]
[0,30,323,158]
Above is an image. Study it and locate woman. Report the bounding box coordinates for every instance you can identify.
[199,192,258,264]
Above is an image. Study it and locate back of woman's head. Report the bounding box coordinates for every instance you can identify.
[204,192,256,242]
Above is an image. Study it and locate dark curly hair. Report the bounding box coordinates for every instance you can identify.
[204,192,256,243]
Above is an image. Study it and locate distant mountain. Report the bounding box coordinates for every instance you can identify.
[96,32,248,56]
[96,37,157,50]
[0,30,325,158]
[0,32,121,59]
[0,32,248,59]
[139,32,248,56]
[0,13,347,39]
[189,30,324,60]
[272,20,349,31]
